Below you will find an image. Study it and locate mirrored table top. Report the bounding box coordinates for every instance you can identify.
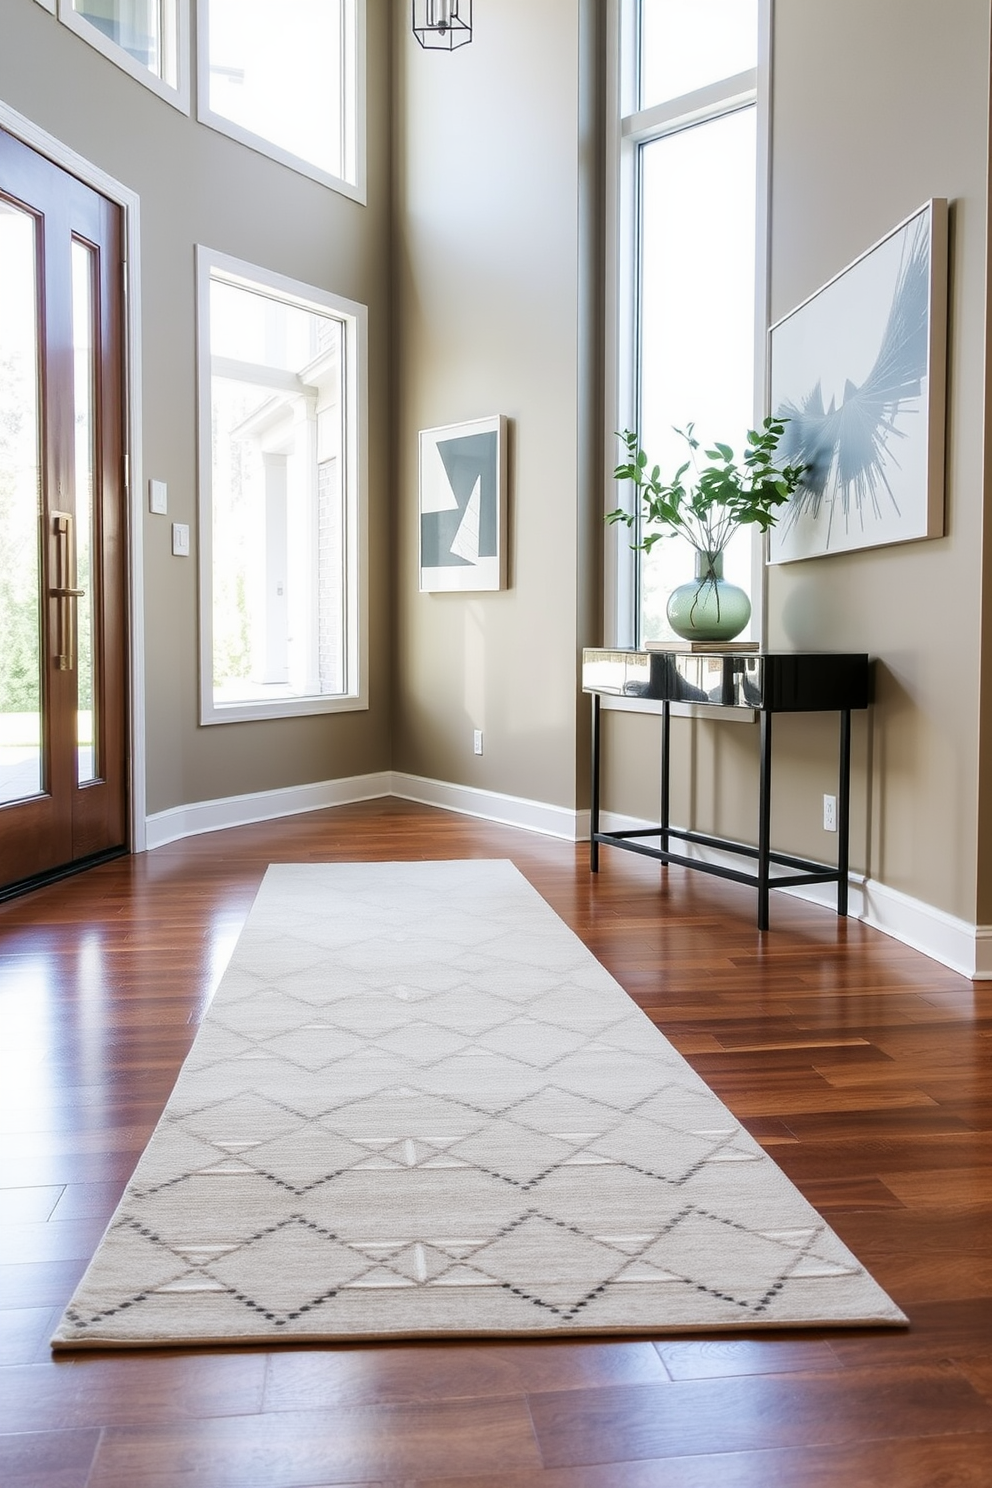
[581,649,870,712]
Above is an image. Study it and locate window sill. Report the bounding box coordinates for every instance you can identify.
[200,694,369,727]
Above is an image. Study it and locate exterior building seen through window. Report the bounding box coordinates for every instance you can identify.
[199,254,366,724]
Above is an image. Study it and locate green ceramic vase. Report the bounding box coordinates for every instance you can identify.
[666,550,751,643]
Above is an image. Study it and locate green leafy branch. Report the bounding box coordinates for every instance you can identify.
[606,416,808,556]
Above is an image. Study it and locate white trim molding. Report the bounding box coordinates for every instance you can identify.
[146,772,392,849]
[973,927,992,981]
[860,879,991,982]
[391,774,585,842]
[145,772,588,851]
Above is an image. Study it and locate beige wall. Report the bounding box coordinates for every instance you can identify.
[0,0,394,816]
[392,0,601,810]
[768,0,990,920]
[602,0,991,924]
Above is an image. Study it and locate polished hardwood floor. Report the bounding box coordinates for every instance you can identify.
[2,797,991,1486]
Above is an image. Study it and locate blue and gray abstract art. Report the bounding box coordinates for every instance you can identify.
[421,430,499,571]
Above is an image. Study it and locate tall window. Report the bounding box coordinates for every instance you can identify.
[615,0,760,645]
[198,0,364,201]
[57,1,190,110]
[197,251,367,724]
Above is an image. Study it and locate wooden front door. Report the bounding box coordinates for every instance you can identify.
[0,128,128,894]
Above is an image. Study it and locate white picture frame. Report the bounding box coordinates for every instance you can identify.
[419,415,508,592]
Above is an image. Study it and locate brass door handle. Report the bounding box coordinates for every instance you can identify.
[51,512,85,671]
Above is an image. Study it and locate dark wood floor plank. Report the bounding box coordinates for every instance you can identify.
[527,1365,992,1467]
[0,1427,99,1488]
[771,1132,988,1183]
[47,1180,128,1222]
[0,1306,61,1366]
[0,1150,144,1190]
[817,1211,992,1304]
[0,799,988,1488]
[411,1434,992,1486]
[0,1353,268,1432]
[793,1176,905,1211]
[956,1357,992,1406]
[652,1336,838,1380]
[0,1218,109,1267]
[89,1398,541,1486]
[0,1186,64,1223]
[824,1297,992,1366]
[0,1259,88,1311]
[262,1341,668,1412]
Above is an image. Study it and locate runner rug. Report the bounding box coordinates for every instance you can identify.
[52,859,905,1349]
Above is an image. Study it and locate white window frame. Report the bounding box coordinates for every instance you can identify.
[604,0,771,650]
[55,1,191,113]
[195,246,369,725]
[195,0,367,205]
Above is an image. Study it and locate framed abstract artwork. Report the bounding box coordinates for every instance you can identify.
[419,415,507,592]
[768,199,947,564]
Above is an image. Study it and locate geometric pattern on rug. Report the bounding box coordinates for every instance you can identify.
[52,860,906,1348]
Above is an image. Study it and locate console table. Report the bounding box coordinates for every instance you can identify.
[582,649,870,930]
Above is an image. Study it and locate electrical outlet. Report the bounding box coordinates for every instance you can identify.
[473,730,484,756]
[823,794,837,832]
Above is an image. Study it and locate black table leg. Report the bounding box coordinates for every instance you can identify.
[757,709,772,931]
[660,699,671,858]
[837,708,851,917]
[590,692,601,873]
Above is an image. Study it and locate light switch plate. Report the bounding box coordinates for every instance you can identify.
[172,522,190,557]
[149,479,168,515]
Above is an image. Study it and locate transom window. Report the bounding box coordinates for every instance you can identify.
[640,0,758,107]
[614,0,761,646]
[197,0,364,201]
[197,251,367,724]
[36,2,366,203]
[56,1,190,110]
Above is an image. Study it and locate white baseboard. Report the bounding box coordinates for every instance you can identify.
[391,772,584,841]
[145,770,586,849]
[145,784,989,979]
[599,810,987,980]
[145,772,392,849]
[860,879,991,981]
[974,927,992,980]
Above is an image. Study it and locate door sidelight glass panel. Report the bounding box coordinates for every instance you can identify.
[71,238,98,785]
[0,201,43,806]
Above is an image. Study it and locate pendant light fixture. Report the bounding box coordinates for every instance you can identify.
[413,0,473,50]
